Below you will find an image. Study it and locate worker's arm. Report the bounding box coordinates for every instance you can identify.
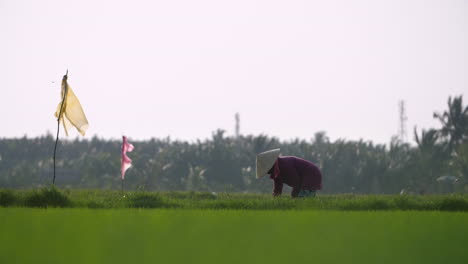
[273,177,283,196]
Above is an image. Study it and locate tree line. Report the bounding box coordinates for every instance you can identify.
[0,96,467,194]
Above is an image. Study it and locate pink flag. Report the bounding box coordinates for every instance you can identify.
[121,136,134,180]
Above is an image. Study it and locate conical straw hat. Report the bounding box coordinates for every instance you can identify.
[256,149,280,179]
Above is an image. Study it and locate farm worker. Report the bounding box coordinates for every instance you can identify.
[256,149,322,198]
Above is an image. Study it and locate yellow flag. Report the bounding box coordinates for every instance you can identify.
[54,74,89,136]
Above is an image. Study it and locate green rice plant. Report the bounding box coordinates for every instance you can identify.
[437,196,468,211]
[165,191,217,200]
[2,189,468,211]
[0,190,17,207]
[86,200,107,208]
[392,195,416,210]
[127,192,170,208]
[332,196,392,210]
[24,186,70,208]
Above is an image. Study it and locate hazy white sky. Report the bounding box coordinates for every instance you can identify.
[1,0,466,144]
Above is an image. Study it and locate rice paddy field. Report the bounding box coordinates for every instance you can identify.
[1,189,468,264]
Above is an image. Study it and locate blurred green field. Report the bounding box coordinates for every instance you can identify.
[1,208,467,264]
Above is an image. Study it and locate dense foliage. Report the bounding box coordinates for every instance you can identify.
[0,96,467,194]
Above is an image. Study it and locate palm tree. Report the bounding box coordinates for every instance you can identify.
[433,95,468,153]
[413,127,449,193]
[414,128,439,152]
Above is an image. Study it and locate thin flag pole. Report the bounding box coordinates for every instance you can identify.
[120,136,133,195]
[53,70,68,185]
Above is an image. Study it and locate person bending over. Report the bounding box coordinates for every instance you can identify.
[256,149,322,198]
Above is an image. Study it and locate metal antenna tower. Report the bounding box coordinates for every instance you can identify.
[235,112,240,139]
[398,100,407,143]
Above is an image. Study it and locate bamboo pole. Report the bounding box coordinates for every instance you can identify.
[53,70,68,185]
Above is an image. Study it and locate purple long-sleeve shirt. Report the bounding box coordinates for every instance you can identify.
[268,156,322,197]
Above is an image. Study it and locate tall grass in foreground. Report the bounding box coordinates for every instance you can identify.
[1,188,468,210]
[0,209,467,264]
